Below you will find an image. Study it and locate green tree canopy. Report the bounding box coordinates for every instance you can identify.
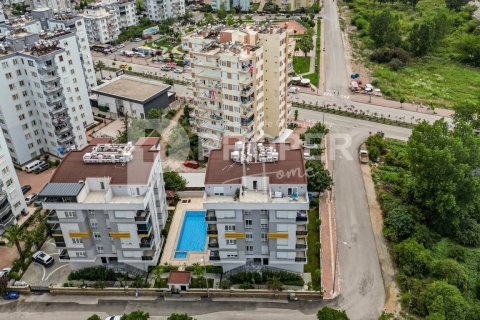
[167,314,195,320]
[393,238,432,277]
[121,310,150,320]
[369,10,401,48]
[306,161,333,193]
[425,281,470,320]
[163,171,187,191]
[317,306,350,320]
[87,315,101,320]
[3,225,25,256]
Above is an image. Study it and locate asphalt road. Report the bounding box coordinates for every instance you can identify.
[296,108,413,320]
[322,0,350,95]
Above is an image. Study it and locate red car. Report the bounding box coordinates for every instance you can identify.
[183,160,199,169]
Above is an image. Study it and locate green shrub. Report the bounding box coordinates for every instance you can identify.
[383,206,416,242]
[446,244,466,262]
[68,267,128,282]
[239,281,253,289]
[431,259,468,290]
[311,269,321,291]
[219,279,231,289]
[393,238,432,277]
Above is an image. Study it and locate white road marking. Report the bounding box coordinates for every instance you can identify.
[44,264,68,282]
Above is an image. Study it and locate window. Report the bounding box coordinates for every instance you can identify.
[5,178,13,187]
[100,181,105,190]
[261,223,268,230]
[246,233,253,242]
[65,211,76,218]
[261,233,268,242]
[246,246,254,254]
[226,252,238,258]
[93,232,101,241]
[90,219,98,229]
[88,210,95,217]
[96,245,104,253]
[71,238,83,244]
[224,225,235,231]
[75,251,87,257]
[226,239,236,245]
[245,219,252,229]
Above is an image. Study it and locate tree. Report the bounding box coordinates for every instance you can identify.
[408,22,434,56]
[393,238,432,277]
[383,206,415,242]
[167,314,194,320]
[457,34,480,67]
[226,14,235,26]
[407,120,480,245]
[266,277,283,291]
[147,108,163,120]
[204,13,215,25]
[369,10,401,48]
[424,281,470,320]
[431,259,468,290]
[116,113,129,143]
[163,171,187,191]
[297,32,314,59]
[95,61,106,79]
[3,225,24,257]
[445,0,469,10]
[294,109,299,121]
[121,310,150,320]
[87,315,101,320]
[453,101,480,128]
[217,3,227,20]
[306,161,333,193]
[399,96,406,107]
[317,307,350,320]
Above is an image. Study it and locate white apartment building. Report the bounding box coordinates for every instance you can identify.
[31,0,71,11]
[211,0,250,12]
[80,5,120,44]
[204,137,309,273]
[145,0,185,22]
[0,16,95,165]
[104,0,138,29]
[274,0,314,11]
[185,24,294,156]
[39,137,168,272]
[0,131,28,233]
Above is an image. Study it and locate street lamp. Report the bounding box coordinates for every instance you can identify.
[200,257,209,298]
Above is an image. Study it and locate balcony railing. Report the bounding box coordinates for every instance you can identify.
[47,210,59,223]
[205,210,216,222]
[207,226,218,234]
[208,239,219,248]
[59,249,70,260]
[210,251,220,260]
[140,236,154,248]
[295,257,307,262]
[295,243,307,249]
[135,210,150,222]
[296,211,308,222]
[137,223,152,235]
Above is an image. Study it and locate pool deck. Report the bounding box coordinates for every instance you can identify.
[160,197,211,268]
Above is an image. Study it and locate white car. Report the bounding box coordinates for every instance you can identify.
[105,316,122,320]
[32,251,54,267]
[0,267,11,278]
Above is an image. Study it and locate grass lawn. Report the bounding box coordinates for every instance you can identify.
[304,208,320,273]
[148,38,179,51]
[293,56,311,74]
[372,58,480,108]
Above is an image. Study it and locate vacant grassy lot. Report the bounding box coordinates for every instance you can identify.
[293,56,311,74]
[304,208,320,273]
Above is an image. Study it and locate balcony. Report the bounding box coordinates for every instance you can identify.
[140,235,154,248]
[55,124,71,135]
[54,240,66,248]
[205,210,216,222]
[241,115,254,127]
[51,106,66,115]
[50,223,63,236]
[209,251,220,261]
[207,225,218,235]
[41,73,60,83]
[137,223,152,235]
[47,94,64,104]
[57,134,73,144]
[59,249,70,261]
[39,64,56,73]
[208,238,219,248]
[295,252,307,262]
[296,238,307,249]
[141,255,154,261]
[135,210,150,222]
[296,225,307,236]
[44,85,62,94]
[296,211,308,222]
[47,210,59,223]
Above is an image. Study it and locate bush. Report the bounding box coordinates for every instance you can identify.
[239,281,253,289]
[370,47,410,64]
[311,269,321,291]
[68,267,128,282]
[424,281,470,320]
[431,259,468,290]
[8,271,20,281]
[446,244,466,262]
[219,279,231,289]
[317,307,349,320]
[393,238,432,277]
[389,58,404,71]
[184,265,222,274]
[383,206,416,242]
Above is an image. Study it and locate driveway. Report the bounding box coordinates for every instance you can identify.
[21,238,71,287]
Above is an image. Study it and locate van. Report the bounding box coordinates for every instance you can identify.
[24,160,42,173]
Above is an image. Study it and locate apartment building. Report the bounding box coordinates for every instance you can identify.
[211,0,250,12]
[39,137,169,272]
[203,137,309,273]
[0,15,94,165]
[111,0,138,28]
[80,5,120,44]
[274,0,314,11]
[31,0,71,11]
[0,131,28,233]
[185,24,294,156]
[145,0,185,22]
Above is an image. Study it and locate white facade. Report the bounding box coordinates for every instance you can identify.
[80,5,120,44]
[0,131,27,221]
[112,0,138,28]
[146,0,185,22]
[0,26,94,165]
[31,0,71,11]
[212,0,250,12]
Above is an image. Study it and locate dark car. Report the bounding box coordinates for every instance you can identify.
[21,185,32,194]
[183,160,199,169]
[3,291,19,300]
[34,163,50,174]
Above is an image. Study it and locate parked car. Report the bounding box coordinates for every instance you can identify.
[25,193,38,206]
[34,162,50,174]
[21,185,32,194]
[0,268,11,278]
[105,316,122,320]
[161,66,172,72]
[116,44,125,49]
[133,38,142,42]
[183,160,199,169]
[120,64,129,69]
[32,251,54,267]
[3,291,19,300]
[173,68,183,74]
[134,52,145,58]
[33,198,43,207]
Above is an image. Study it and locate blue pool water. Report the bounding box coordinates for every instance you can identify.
[174,210,207,259]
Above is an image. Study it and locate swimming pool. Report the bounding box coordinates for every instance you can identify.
[174,210,207,259]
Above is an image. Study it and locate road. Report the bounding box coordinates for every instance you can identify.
[296,108,412,319]
[322,0,350,95]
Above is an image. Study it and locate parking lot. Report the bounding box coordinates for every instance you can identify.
[21,238,71,286]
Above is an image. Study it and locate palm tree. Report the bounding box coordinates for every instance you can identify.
[294,109,299,121]
[95,61,106,79]
[3,225,24,256]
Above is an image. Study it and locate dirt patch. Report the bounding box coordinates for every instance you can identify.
[361,163,401,315]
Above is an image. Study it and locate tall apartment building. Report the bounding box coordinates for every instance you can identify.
[145,0,185,22]
[31,0,71,11]
[80,5,120,45]
[274,0,314,11]
[39,137,168,272]
[203,137,309,273]
[111,0,138,29]
[0,131,28,233]
[185,25,294,157]
[211,0,250,12]
[0,12,95,165]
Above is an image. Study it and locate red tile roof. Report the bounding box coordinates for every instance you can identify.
[49,138,161,185]
[167,271,191,285]
[205,137,307,185]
